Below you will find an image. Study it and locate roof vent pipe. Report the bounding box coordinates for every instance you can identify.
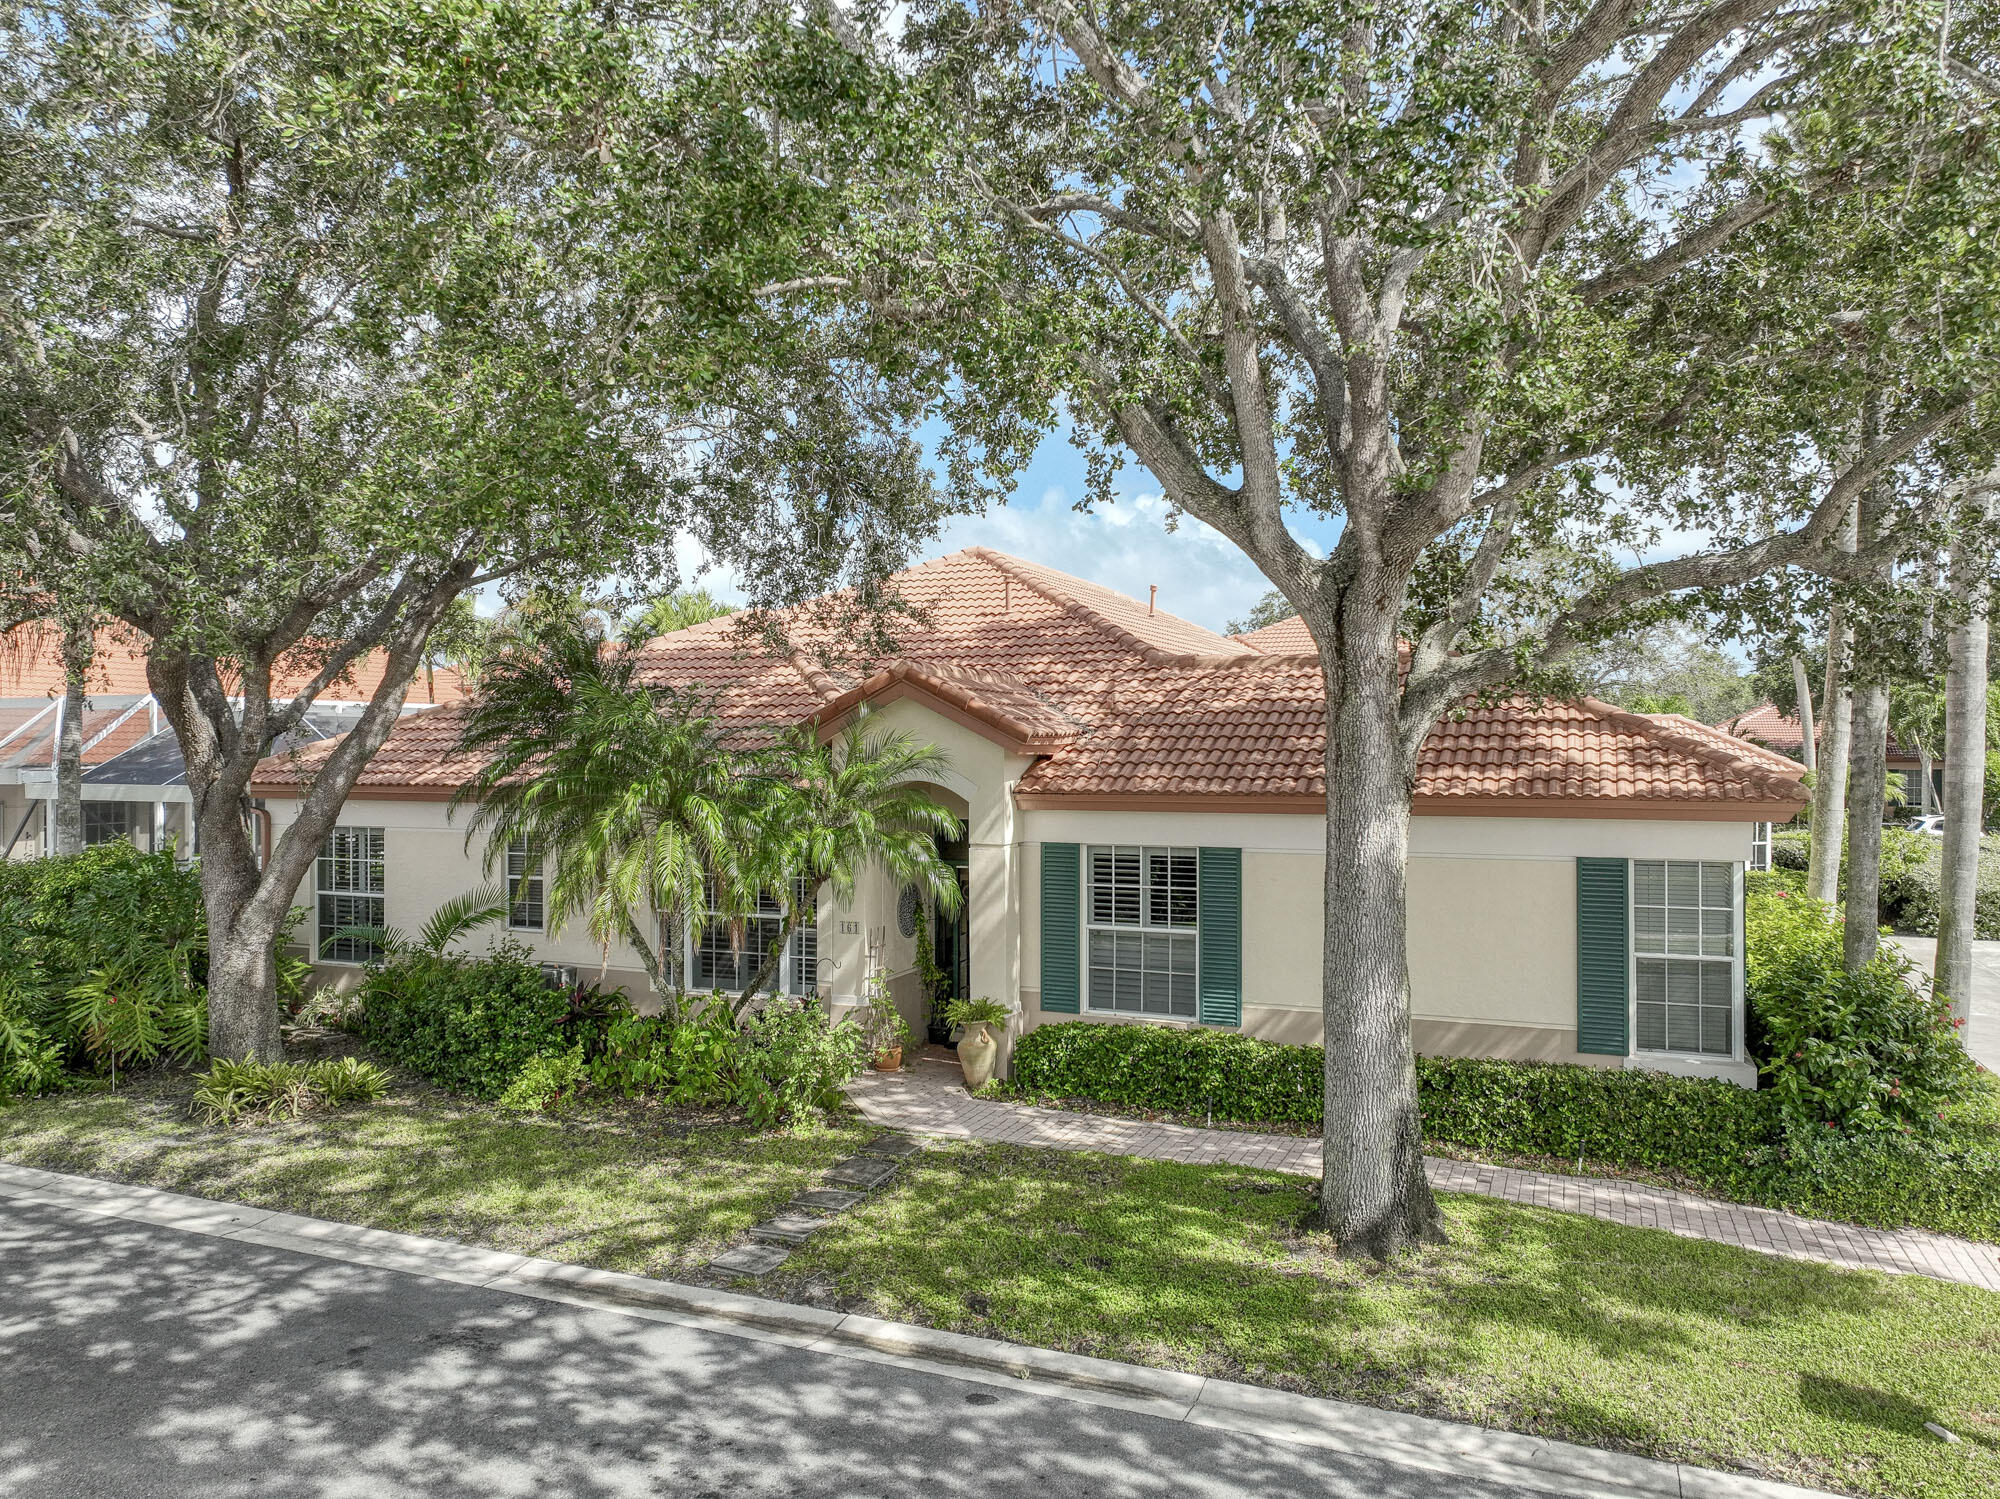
[1149,585,1157,615]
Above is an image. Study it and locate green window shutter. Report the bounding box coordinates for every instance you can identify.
[1040,843,1080,1013]
[1197,847,1243,1028]
[1576,857,1630,1055]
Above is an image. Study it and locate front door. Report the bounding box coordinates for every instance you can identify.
[928,829,970,1043]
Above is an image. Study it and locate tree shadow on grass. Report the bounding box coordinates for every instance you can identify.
[0,1080,871,1281]
[0,1195,1517,1499]
[768,1139,1995,1484]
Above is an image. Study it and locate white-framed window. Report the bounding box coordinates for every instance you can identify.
[505,837,544,930]
[318,826,385,964]
[1085,845,1198,1018]
[1632,860,1737,1057]
[688,876,817,997]
[1748,822,1772,872]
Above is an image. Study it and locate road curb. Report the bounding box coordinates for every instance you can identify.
[0,1161,1840,1499]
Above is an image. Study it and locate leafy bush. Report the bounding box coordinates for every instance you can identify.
[1007,1022,1770,1177]
[499,1047,588,1112]
[1764,828,2000,938]
[354,942,610,1098]
[1009,1022,1321,1122]
[1746,885,1981,1133]
[191,1056,390,1125]
[0,845,208,1090]
[1771,831,1810,871]
[1006,1019,2000,1239]
[736,998,872,1125]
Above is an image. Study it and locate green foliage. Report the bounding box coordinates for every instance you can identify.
[1007,1017,2000,1240]
[355,943,605,1099]
[1745,886,1982,1134]
[859,974,911,1057]
[735,999,873,1126]
[499,1048,589,1113]
[620,589,733,644]
[0,845,208,1088]
[1770,831,1811,871]
[944,996,1010,1028]
[191,1057,390,1126]
[1574,622,1757,728]
[1760,828,1999,938]
[1225,590,1296,636]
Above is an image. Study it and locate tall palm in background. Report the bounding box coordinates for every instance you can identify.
[730,717,964,1010]
[451,616,740,1014]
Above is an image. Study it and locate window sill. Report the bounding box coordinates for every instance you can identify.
[1628,1051,1757,1089]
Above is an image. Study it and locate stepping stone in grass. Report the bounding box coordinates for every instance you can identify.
[748,1214,828,1246]
[709,1243,792,1277]
[858,1134,923,1158]
[788,1189,867,1213]
[824,1156,900,1190]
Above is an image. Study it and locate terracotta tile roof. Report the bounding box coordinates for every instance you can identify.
[255,548,1806,817]
[1233,615,1316,655]
[0,621,467,704]
[1718,702,1917,762]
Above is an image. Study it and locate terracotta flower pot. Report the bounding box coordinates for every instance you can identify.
[874,1046,902,1072]
[957,1022,1000,1092]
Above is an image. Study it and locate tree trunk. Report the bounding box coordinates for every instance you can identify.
[1917,749,1935,817]
[1316,588,1445,1257]
[1938,481,1996,1019]
[52,616,91,856]
[1808,504,1860,906]
[199,830,286,1062]
[1843,683,1890,973]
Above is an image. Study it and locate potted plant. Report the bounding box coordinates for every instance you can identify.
[864,973,911,1072]
[944,996,1012,1091]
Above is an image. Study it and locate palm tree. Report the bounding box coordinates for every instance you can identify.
[450,616,740,1015]
[728,716,964,1012]
[620,588,733,645]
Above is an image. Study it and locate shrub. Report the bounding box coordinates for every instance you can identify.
[191,1056,390,1125]
[1008,1022,1774,1180]
[1770,831,1810,871]
[1745,887,1980,1134]
[736,999,872,1125]
[500,1048,588,1112]
[354,942,615,1098]
[0,844,209,1087]
[1010,1022,1321,1122]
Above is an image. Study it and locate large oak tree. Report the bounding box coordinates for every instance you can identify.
[793,0,2000,1252]
[0,0,956,1060]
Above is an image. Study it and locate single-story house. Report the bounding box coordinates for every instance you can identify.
[2,620,464,860]
[1718,702,1938,820]
[252,548,1807,1088]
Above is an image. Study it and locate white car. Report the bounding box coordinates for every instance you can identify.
[1905,814,1945,836]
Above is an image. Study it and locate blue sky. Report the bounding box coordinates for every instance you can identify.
[692,423,1344,636]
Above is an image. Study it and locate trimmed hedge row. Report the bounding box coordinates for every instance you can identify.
[1005,1022,2000,1239]
[1008,1022,1772,1182]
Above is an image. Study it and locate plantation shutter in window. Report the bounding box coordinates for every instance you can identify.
[1197,846,1242,1028]
[1576,856,1631,1056]
[1040,843,1081,1013]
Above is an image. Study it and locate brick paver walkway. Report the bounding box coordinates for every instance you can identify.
[848,1057,2000,1292]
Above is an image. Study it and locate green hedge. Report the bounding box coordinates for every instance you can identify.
[1768,828,2000,938]
[355,945,585,1098]
[1005,1021,2000,1240]
[1009,1022,1773,1180]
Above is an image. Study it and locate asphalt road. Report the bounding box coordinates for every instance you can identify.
[1891,935,2000,1072]
[0,1196,1545,1499]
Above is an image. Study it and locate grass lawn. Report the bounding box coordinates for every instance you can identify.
[0,1063,871,1280]
[4,1063,1997,1499]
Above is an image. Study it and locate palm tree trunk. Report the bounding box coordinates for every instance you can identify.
[1939,476,1997,1018]
[1844,684,1890,972]
[1807,504,1860,905]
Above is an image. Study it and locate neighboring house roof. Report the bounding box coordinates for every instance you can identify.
[0,620,468,705]
[253,548,1807,819]
[1717,702,1922,762]
[1232,615,1315,654]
